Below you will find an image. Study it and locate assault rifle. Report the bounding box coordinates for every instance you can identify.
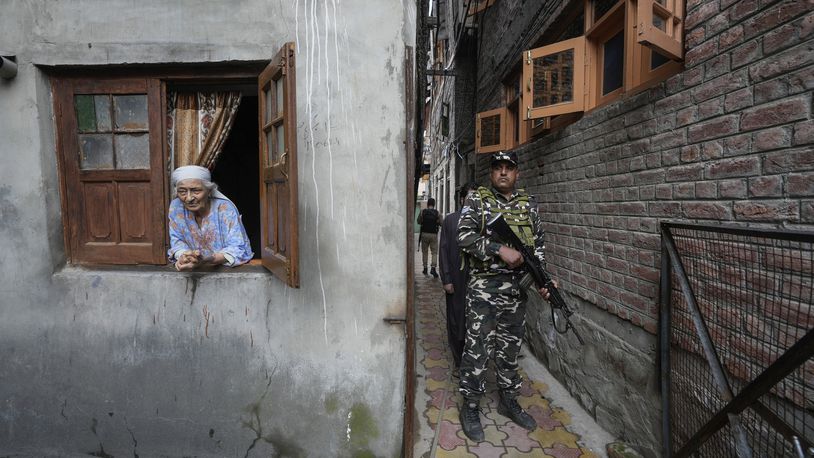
[486,214,585,345]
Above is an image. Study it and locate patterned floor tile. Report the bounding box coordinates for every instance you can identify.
[438,420,468,451]
[528,427,581,449]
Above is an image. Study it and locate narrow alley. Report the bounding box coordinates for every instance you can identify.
[411,244,616,457]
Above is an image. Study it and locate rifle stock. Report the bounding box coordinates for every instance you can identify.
[486,214,585,345]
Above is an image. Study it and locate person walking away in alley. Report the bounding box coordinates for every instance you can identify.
[456,151,556,442]
[417,197,441,277]
[439,182,479,375]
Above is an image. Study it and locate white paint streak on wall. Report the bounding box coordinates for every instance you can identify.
[304,0,328,344]
[324,0,335,220]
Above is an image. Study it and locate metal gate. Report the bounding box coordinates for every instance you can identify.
[660,223,814,457]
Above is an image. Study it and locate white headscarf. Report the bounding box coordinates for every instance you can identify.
[171,165,231,202]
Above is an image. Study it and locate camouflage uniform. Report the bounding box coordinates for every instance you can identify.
[457,185,546,400]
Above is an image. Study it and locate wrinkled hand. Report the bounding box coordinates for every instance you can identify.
[175,250,202,271]
[443,283,454,294]
[538,278,559,301]
[498,245,524,269]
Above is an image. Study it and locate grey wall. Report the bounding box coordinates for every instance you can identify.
[0,1,414,456]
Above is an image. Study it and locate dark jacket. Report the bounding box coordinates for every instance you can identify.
[417,207,440,234]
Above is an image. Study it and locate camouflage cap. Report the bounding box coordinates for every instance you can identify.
[490,151,518,166]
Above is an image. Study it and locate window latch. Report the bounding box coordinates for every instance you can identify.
[526,51,531,65]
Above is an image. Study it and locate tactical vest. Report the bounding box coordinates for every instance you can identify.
[470,186,535,272]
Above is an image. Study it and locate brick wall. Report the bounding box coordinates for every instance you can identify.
[490,0,814,333]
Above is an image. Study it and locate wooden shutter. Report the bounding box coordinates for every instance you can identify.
[258,42,299,287]
[636,0,684,61]
[522,36,586,120]
[475,107,508,154]
[54,77,166,265]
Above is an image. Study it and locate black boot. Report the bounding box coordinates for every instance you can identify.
[459,399,484,442]
[422,267,428,276]
[430,267,438,278]
[498,393,537,431]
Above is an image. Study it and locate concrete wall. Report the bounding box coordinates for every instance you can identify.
[462,0,813,456]
[0,0,414,456]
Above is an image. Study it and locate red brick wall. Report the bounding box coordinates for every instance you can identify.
[508,0,813,333]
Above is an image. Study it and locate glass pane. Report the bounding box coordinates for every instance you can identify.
[593,0,620,22]
[74,95,97,132]
[114,134,150,169]
[602,30,624,96]
[264,86,272,122]
[79,134,114,169]
[480,114,500,147]
[275,77,284,117]
[94,95,112,131]
[275,124,285,159]
[651,49,670,70]
[653,12,667,32]
[558,12,584,41]
[114,95,148,131]
[533,49,574,108]
[265,129,274,165]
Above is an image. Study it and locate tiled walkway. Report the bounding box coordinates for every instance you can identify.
[413,249,610,457]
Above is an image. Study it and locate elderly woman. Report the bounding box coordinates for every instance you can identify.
[168,165,253,270]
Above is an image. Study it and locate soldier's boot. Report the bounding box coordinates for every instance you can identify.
[459,399,484,442]
[422,267,428,276]
[498,393,537,431]
[430,267,438,278]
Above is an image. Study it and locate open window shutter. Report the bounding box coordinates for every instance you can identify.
[258,42,299,287]
[636,0,684,61]
[475,107,508,154]
[55,77,166,264]
[522,36,586,120]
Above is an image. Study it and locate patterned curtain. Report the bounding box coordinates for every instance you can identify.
[167,91,242,169]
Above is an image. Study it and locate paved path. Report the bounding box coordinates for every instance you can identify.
[412,242,614,457]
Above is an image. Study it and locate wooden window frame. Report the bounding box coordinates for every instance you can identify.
[522,36,587,120]
[521,0,684,124]
[475,107,509,154]
[259,42,299,287]
[636,0,684,61]
[468,0,496,15]
[586,0,626,108]
[50,59,299,279]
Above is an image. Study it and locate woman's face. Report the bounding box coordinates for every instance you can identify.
[176,178,211,214]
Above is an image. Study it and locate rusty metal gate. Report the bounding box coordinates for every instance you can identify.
[660,223,814,457]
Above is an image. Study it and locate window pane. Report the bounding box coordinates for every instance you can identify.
[264,86,272,122]
[275,124,285,159]
[533,49,574,108]
[593,0,620,22]
[114,134,150,169]
[602,30,624,96]
[114,95,148,131]
[651,49,670,70]
[480,114,500,147]
[653,12,667,32]
[275,77,284,117]
[94,95,112,131]
[79,134,114,169]
[265,129,274,165]
[75,95,97,132]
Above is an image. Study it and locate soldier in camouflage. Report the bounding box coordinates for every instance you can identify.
[456,150,554,442]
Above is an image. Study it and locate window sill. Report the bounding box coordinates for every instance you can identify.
[53,260,269,277]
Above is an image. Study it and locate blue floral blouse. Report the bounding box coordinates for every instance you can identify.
[167,197,253,267]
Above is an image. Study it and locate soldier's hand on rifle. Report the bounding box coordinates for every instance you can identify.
[538,279,559,301]
[497,245,524,269]
[443,283,454,294]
